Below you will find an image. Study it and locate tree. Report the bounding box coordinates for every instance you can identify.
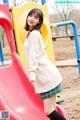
[50,3,75,36]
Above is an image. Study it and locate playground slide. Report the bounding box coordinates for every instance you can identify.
[0,53,67,120]
[0,53,48,120]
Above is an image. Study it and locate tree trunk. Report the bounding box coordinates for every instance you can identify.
[65,25,68,36]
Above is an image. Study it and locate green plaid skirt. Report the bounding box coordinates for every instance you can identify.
[40,83,62,100]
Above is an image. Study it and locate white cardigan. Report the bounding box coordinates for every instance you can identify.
[24,30,62,93]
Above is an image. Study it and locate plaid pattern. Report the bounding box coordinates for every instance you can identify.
[40,83,62,100]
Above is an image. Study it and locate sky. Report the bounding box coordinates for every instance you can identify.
[46,0,55,14]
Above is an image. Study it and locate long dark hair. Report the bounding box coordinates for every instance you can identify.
[24,8,43,31]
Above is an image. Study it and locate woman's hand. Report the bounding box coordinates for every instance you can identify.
[31,81,35,86]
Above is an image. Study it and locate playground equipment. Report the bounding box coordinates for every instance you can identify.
[51,21,80,74]
[0,42,4,62]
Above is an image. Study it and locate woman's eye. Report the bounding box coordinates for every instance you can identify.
[35,17,38,19]
[35,16,39,19]
[29,15,32,17]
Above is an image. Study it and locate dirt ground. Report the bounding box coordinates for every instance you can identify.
[3,37,80,120]
[53,38,80,120]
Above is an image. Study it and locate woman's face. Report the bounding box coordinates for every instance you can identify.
[27,13,40,30]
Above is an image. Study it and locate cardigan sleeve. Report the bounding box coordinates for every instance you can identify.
[28,31,39,82]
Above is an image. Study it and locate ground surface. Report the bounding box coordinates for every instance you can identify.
[53,38,80,120]
[3,37,80,120]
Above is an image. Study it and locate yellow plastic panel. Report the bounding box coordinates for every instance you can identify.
[11,2,55,71]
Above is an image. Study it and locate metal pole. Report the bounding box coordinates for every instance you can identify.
[3,0,9,4]
[41,0,46,5]
[0,42,4,62]
[51,21,80,74]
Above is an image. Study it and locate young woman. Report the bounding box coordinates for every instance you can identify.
[24,8,66,120]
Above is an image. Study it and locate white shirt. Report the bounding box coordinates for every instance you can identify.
[24,30,62,93]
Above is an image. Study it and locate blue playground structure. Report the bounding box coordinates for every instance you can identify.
[0,0,8,62]
[41,0,46,5]
[51,21,80,74]
[3,0,9,4]
[0,41,4,61]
